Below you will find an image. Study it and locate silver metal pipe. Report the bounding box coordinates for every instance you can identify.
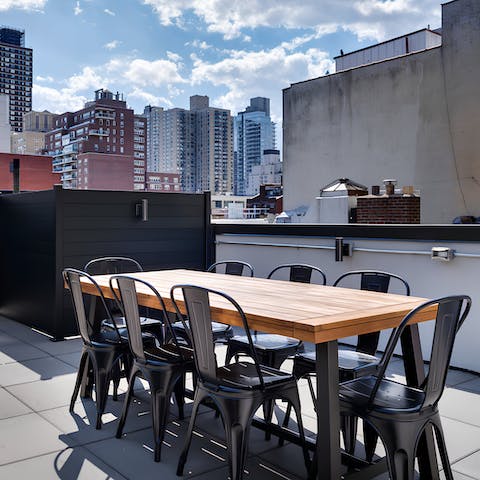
[215,240,335,250]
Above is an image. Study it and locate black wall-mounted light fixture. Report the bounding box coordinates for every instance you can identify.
[335,237,352,262]
[135,199,149,221]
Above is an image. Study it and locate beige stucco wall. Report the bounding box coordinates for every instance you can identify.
[283,0,480,223]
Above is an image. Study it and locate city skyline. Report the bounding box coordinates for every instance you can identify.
[1,0,442,126]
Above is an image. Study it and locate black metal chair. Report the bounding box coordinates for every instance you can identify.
[284,270,410,456]
[109,275,194,462]
[225,264,325,367]
[84,257,163,342]
[170,284,310,480]
[225,263,326,439]
[338,295,471,480]
[171,260,253,344]
[63,268,129,429]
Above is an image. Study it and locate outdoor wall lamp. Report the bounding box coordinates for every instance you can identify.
[335,237,352,261]
[135,199,149,221]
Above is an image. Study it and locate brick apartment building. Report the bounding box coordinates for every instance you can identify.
[145,172,181,192]
[0,152,60,191]
[45,89,146,191]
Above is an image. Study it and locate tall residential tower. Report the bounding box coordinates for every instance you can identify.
[0,27,32,132]
[143,96,233,194]
[234,97,276,195]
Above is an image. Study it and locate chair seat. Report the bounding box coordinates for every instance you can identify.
[103,315,162,330]
[172,320,233,341]
[298,348,379,374]
[339,376,425,414]
[144,343,194,365]
[91,329,128,346]
[229,333,300,351]
[217,361,294,390]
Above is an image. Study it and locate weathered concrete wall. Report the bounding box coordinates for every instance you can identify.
[283,0,480,223]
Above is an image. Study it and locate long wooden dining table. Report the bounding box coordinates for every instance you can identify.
[80,268,438,480]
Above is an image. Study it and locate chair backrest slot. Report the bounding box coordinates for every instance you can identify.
[207,260,254,277]
[267,264,326,285]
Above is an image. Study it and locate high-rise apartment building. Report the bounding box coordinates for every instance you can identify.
[0,27,32,132]
[143,96,233,194]
[190,95,233,195]
[234,97,275,195]
[11,109,54,154]
[45,89,146,190]
[0,94,9,152]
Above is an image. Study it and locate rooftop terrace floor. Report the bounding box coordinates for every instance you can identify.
[1,315,480,479]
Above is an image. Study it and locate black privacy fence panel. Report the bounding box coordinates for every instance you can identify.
[0,186,211,339]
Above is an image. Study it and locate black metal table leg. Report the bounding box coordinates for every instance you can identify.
[315,340,342,479]
[401,324,439,479]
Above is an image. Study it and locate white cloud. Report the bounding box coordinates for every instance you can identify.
[186,39,212,50]
[128,87,174,108]
[190,44,334,123]
[67,66,105,92]
[33,84,86,113]
[74,1,82,15]
[123,58,187,87]
[166,51,182,62]
[104,8,115,16]
[104,40,120,50]
[0,0,46,11]
[143,0,440,42]
[36,75,54,82]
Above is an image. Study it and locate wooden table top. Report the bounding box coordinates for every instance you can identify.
[82,269,435,344]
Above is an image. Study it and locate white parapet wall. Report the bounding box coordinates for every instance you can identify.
[215,233,480,373]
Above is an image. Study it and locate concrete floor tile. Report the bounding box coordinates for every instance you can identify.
[55,350,83,368]
[82,421,224,479]
[451,449,480,479]
[34,338,84,356]
[0,341,50,364]
[41,393,153,448]
[0,387,32,420]
[439,387,480,427]
[0,413,66,465]
[454,376,480,394]
[6,372,78,411]
[0,447,128,480]
[441,416,480,463]
[0,356,76,387]
[259,442,310,479]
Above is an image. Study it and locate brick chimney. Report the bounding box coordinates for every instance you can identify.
[356,183,420,224]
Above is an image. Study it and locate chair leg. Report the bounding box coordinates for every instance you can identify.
[111,360,121,401]
[432,417,453,480]
[70,350,89,412]
[282,389,311,475]
[341,414,358,456]
[368,416,417,480]
[151,390,170,462]
[224,344,234,365]
[115,366,139,438]
[173,372,186,420]
[91,349,121,430]
[363,420,379,462]
[177,388,207,476]
[221,396,262,480]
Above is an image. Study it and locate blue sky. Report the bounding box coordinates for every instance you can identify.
[1,0,442,125]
